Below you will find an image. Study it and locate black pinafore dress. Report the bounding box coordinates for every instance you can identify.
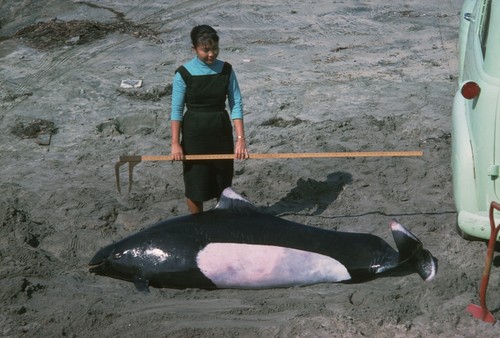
[176,62,234,202]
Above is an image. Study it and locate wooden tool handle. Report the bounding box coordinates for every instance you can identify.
[119,151,423,162]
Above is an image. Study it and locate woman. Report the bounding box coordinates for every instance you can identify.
[170,25,249,214]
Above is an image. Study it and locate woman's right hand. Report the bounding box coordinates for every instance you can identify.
[171,143,184,161]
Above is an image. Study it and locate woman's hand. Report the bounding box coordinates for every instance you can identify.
[235,138,249,160]
[171,142,184,161]
[171,121,184,161]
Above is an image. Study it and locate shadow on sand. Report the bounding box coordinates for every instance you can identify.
[262,171,352,216]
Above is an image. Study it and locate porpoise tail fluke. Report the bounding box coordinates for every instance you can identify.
[390,220,438,281]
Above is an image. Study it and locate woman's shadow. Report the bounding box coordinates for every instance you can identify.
[261,171,352,215]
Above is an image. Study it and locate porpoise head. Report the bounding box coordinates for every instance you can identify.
[89,232,182,292]
[88,244,114,274]
[89,241,147,285]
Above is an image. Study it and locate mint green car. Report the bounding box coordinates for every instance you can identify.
[452,0,500,241]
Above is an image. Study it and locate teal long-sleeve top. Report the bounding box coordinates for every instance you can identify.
[170,57,244,121]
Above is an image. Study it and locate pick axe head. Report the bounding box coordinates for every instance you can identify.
[115,156,142,194]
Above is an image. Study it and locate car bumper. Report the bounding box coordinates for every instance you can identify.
[457,210,500,241]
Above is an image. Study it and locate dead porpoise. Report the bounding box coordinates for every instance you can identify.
[89,188,437,291]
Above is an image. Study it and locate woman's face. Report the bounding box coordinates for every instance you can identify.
[193,42,219,64]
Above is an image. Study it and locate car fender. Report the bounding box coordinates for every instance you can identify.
[458,0,477,82]
[452,90,478,212]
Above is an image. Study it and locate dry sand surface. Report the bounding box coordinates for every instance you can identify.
[1,0,499,336]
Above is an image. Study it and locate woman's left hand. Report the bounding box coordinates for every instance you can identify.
[235,138,249,160]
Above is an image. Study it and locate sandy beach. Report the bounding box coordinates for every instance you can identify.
[1,0,499,336]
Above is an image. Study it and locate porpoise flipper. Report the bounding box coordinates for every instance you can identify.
[133,276,150,293]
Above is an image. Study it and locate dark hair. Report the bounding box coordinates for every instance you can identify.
[190,25,219,47]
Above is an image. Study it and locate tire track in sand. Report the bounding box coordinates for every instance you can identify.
[0,0,233,113]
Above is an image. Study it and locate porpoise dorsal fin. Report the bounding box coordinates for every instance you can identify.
[215,187,257,211]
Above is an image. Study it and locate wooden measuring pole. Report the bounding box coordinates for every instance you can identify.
[119,150,423,162]
[115,150,423,193]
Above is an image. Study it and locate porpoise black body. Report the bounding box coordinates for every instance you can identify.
[89,188,437,291]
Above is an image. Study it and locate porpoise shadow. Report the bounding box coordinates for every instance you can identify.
[260,171,352,216]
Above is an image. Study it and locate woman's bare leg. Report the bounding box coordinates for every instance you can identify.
[187,199,203,214]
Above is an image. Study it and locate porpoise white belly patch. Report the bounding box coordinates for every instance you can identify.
[197,243,351,288]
